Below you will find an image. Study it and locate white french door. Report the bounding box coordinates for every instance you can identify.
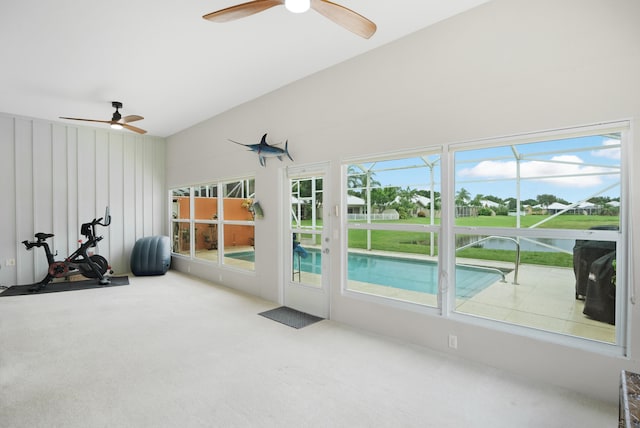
[283,163,331,318]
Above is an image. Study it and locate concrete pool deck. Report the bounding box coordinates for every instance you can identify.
[347,258,615,344]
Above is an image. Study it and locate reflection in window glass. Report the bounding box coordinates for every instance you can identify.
[454,234,616,343]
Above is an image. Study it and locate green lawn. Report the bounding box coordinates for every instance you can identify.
[297,214,617,268]
[347,214,618,229]
[454,214,618,230]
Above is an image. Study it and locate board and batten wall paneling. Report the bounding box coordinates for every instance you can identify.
[65,126,79,256]
[95,130,110,259]
[0,115,17,287]
[52,124,70,260]
[32,121,54,278]
[14,118,35,284]
[122,134,137,266]
[108,133,125,273]
[0,113,166,287]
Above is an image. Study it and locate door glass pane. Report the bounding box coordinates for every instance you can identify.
[290,176,323,288]
[292,232,321,286]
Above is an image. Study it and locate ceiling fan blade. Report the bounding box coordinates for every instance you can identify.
[311,0,376,39]
[59,117,112,124]
[121,123,147,134]
[203,0,283,23]
[122,115,144,123]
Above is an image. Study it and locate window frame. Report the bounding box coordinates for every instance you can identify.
[169,175,256,272]
[341,121,630,355]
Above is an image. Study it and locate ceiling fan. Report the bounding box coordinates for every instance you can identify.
[203,0,377,39]
[60,101,147,134]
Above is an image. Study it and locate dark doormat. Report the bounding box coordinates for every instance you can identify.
[259,306,324,329]
[0,276,129,297]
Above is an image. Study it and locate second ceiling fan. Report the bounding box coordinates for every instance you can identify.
[60,101,147,134]
[203,0,377,39]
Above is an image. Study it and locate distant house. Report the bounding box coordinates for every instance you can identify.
[543,202,569,214]
[412,195,431,207]
[577,201,598,214]
[392,195,431,207]
[347,195,366,215]
[480,199,500,208]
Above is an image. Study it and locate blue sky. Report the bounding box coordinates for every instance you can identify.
[350,134,621,203]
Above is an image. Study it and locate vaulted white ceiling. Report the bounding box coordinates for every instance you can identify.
[0,0,489,137]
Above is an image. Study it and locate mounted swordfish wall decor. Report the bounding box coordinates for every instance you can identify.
[230,133,293,167]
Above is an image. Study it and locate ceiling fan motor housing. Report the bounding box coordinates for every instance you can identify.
[111,101,122,121]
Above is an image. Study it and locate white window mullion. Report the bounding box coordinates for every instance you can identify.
[440,148,454,316]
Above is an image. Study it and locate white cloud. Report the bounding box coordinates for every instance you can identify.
[591,139,621,160]
[458,155,607,188]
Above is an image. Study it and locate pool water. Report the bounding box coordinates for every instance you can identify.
[228,249,503,298]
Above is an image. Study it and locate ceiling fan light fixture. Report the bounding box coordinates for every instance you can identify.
[285,0,310,14]
[110,123,123,130]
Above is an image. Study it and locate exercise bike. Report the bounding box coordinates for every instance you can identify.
[22,207,113,291]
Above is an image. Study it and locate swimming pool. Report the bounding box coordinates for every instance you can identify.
[227,249,503,298]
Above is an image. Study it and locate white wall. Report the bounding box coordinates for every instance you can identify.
[166,0,640,402]
[0,114,166,286]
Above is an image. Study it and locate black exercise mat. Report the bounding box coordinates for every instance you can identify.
[258,306,323,329]
[0,276,129,297]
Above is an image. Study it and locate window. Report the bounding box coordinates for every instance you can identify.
[170,177,255,271]
[171,187,191,256]
[344,153,441,307]
[451,130,623,344]
[343,122,628,350]
[194,184,218,263]
[222,178,255,269]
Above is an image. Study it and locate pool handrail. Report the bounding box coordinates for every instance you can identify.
[456,235,520,285]
[457,263,507,283]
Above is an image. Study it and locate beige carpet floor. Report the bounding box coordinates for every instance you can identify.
[0,271,616,427]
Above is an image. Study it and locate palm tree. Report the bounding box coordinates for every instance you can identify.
[470,193,485,207]
[347,165,380,197]
[456,188,471,206]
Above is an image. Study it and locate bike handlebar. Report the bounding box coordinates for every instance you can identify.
[22,240,43,250]
[91,207,111,227]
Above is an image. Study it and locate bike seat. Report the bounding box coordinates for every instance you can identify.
[35,232,54,240]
